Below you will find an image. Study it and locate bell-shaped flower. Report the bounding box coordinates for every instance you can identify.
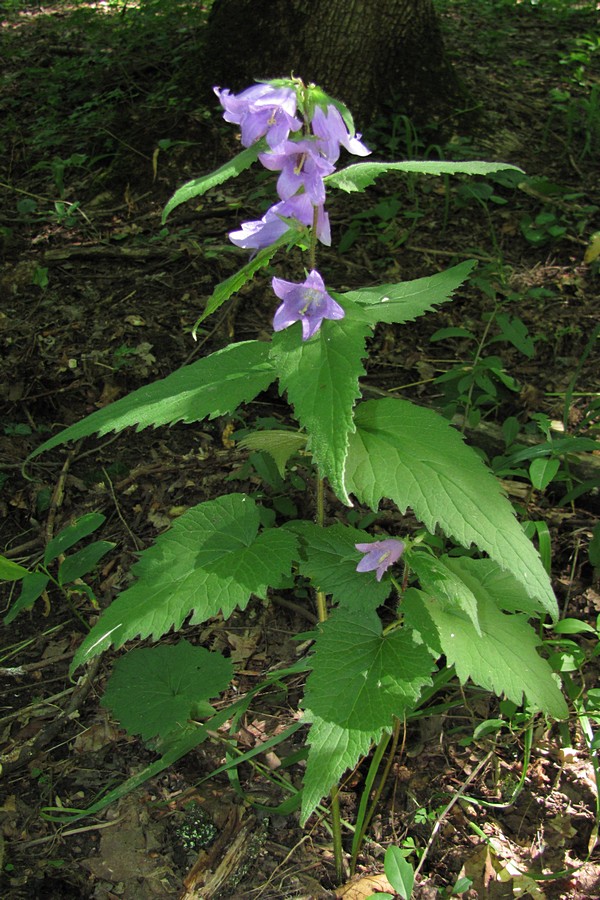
[355,539,405,581]
[259,139,335,205]
[272,269,344,340]
[214,84,302,149]
[312,104,371,163]
[229,194,330,252]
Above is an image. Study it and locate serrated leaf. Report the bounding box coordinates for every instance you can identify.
[162,142,264,222]
[403,590,568,718]
[270,312,370,504]
[44,513,106,566]
[30,342,276,459]
[305,608,436,731]
[339,260,476,325]
[300,711,380,825]
[238,430,307,478]
[197,231,300,326]
[0,555,29,581]
[58,541,115,586]
[4,572,50,624]
[327,160,524,193]
[286,521,392,609]
[101,640,233,741]
[71,494,297,669]
[405,549,481,635]
[195,522,296,591]
[345,399,558,619]
[385,846,415,900]
[440,556,543,616]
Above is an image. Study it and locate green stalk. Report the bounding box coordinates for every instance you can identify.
[314,474,342,879]
[309,204,318,270]
[349,723,396,874]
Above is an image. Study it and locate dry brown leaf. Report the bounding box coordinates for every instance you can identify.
[335,871,396,898]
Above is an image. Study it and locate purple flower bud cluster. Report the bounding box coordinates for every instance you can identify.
[215,80,370,339]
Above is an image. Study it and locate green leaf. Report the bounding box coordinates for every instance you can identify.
[237,430,307,478]
[162,142,264,222]
[439,555,543,616]
[58,541,115,586]
[491,312,535,358]
[404,590,568,718]
[430,326,477,341]
[4,572,50,624]
[339,260,476,325]
[0,555,29,581]
[405,549,481,635]
[71,494,297,669]
[101,640,233,742]
[504,435,600,466]
[300,711,380,825]
[552,617,597,635]
[271,311,370,504]
[44,513,106,566]
[286,521,392,610]
[345,399,558,619]
[385,846,415,900]
[30,342,276,459]
[327,160,524,193]
[197,232,300,326]
[305,608,436,731]
[529,457,560,491]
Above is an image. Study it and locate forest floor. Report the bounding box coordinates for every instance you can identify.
[1,0,600,897]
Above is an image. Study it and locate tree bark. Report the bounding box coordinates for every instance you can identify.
[202,0,465,127]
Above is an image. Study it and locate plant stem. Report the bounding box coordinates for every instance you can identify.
[315,474,343,880]
[309,204,318,270]
[350,718,400,875]
[330,785,344,883]
[315,477,328,623]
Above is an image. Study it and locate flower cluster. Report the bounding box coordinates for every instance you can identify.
[215,80,370,340]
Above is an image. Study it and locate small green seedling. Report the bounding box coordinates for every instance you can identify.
[1,512,114,624]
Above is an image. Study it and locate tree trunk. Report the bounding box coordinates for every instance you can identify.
[202,0,465,127]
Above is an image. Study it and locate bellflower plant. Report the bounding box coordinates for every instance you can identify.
[26,77,568,883]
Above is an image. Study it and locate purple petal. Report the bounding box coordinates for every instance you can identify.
[312,105,371,162]
[355,539,405,580]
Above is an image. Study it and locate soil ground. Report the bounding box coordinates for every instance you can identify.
[1,1,600,898]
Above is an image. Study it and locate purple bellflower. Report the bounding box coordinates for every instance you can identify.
[355,539,405,581]
[214,84,302,149]
[229,194,331,252]
[259,139,336,205]
[312,104,371,163]
[272,269,344,340]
